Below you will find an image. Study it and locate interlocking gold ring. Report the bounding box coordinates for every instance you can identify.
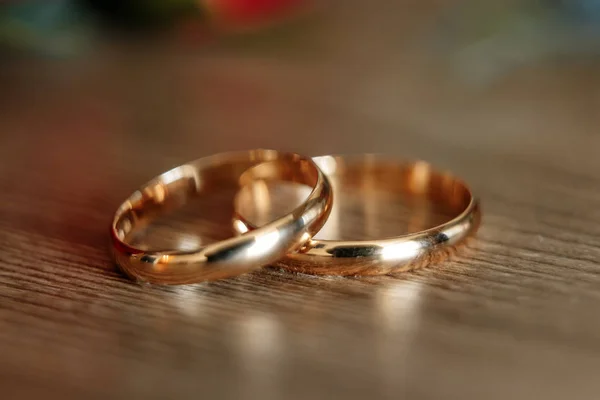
[233,155,480,275]
[110,150,332,284]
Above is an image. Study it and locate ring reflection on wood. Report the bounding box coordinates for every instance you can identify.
[233,155,481,275]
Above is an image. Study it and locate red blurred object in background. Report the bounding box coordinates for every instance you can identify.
[206,0,309,29]
[176,0,310,43]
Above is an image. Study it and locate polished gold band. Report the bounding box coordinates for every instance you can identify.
[110,150,333,284]
[233,155,480,275]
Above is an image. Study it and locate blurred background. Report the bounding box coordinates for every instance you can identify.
[2,0,600,170]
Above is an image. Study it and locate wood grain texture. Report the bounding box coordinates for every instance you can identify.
[2,1,600,399]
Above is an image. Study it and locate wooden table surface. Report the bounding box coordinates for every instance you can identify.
[2,2,600,399]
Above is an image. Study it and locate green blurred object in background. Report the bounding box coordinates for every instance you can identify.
[0,0,93,56]
[435,0,600,84]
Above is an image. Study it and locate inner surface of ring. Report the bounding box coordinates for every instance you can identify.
[115,157,319,250]
[236,157,471,241]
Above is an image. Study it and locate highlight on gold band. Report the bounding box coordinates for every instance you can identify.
[110,150,333,285]
[233,154,480,275]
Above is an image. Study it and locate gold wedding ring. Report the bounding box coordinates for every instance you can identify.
[110,150,332,284]
[233,155,480,275]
